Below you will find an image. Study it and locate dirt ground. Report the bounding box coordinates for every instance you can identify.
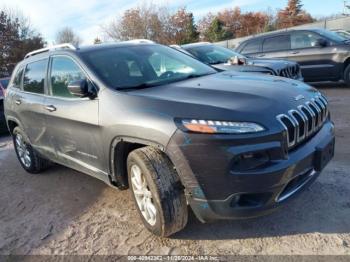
[0,86,350,256]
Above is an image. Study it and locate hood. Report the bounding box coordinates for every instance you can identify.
[129,72,319,128]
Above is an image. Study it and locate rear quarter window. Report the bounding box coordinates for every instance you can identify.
[23,59,48,94]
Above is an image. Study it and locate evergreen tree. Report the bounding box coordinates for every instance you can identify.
[0,10,45,77]
[203,18,233,42]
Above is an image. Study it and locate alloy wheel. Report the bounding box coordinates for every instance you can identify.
[130,164,157,226]
[15,134,31,168]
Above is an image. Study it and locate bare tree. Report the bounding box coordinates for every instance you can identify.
[55,27,82,46]
[276,0,313,29]
[103,2,170,44]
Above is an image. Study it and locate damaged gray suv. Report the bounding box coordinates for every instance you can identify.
[5,41,335,237]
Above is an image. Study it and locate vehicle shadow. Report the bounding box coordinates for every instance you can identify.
[309,82,348,89]
[174,163,350,240]
[0,135,109,254]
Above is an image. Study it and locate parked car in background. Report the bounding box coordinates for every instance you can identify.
[331,29,350,39]
[175,42,303,81]
[5,42,334,237]
[236,28,350,85]
[0,77,10,133]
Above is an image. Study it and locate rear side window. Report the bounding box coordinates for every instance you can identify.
[23,59,48,94]
[13,68,24,89]
[241,41,261,54]
[263,35,291,52]
[50,56,86,98]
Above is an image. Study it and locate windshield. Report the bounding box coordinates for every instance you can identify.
[81,44,216,90]
[315,29,347,43]
[335,30,350,39]
[184,45,246,65]
[0,78,9,89]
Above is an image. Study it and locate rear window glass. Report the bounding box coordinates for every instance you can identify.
[263,35,291,52]
[23,59,48,94]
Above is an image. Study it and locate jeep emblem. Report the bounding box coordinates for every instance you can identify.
[295,95,305,101]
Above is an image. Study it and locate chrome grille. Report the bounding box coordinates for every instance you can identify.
[277,95,329,149]
[278,65,300,80]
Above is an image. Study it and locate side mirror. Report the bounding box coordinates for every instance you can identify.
[227,56,247,65]
[316,38,328,47]
[67,79,97,99]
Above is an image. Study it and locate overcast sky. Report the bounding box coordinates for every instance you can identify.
[0,0,345,45]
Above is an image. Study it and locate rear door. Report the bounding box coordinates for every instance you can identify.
[43,55,105,178]
[286,30,339,81]
[9,59,49,154]
[239,39,262,57]
[261,34,291,59]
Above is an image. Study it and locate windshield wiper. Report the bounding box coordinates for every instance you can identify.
[116,82,157,91]
[209,61,226,65]
[181,73,215,80]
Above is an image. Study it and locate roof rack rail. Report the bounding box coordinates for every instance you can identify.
[24,43,77,59]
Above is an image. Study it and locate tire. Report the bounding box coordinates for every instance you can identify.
[12,126,52,174]
[127,146,188,237]
[344,64,350,86]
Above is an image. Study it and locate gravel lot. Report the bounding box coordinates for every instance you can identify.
[0,86,350,256]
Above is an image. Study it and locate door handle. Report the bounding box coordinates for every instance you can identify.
[257,54,265,57]
[15,99,21,105]
[290,51,300,54]
[45,105,57,112]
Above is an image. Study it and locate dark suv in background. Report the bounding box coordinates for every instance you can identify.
[173,42,303,81]
[236,28,350,85]
[5,41,334,237]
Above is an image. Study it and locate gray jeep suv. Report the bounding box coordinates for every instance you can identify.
[4,41,335,237]
[236,28,350,84]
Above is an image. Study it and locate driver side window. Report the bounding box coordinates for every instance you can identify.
[291,31,323,49]
[50,56,86,98]
[148,53,193,76]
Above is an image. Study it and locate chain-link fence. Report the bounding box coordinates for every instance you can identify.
[215,16,350,49]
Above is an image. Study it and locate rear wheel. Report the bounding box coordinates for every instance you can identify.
[127,146,188,237]
[13,127,52,174]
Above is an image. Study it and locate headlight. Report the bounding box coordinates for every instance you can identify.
[181,119,265,134]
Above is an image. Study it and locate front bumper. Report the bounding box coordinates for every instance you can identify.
[166,120,335,222]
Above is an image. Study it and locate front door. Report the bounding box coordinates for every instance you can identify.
[286,31,339,82]
[43,55,105,178]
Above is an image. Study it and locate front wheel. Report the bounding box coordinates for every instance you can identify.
[344,64,350,86]
[127,146,188,237]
